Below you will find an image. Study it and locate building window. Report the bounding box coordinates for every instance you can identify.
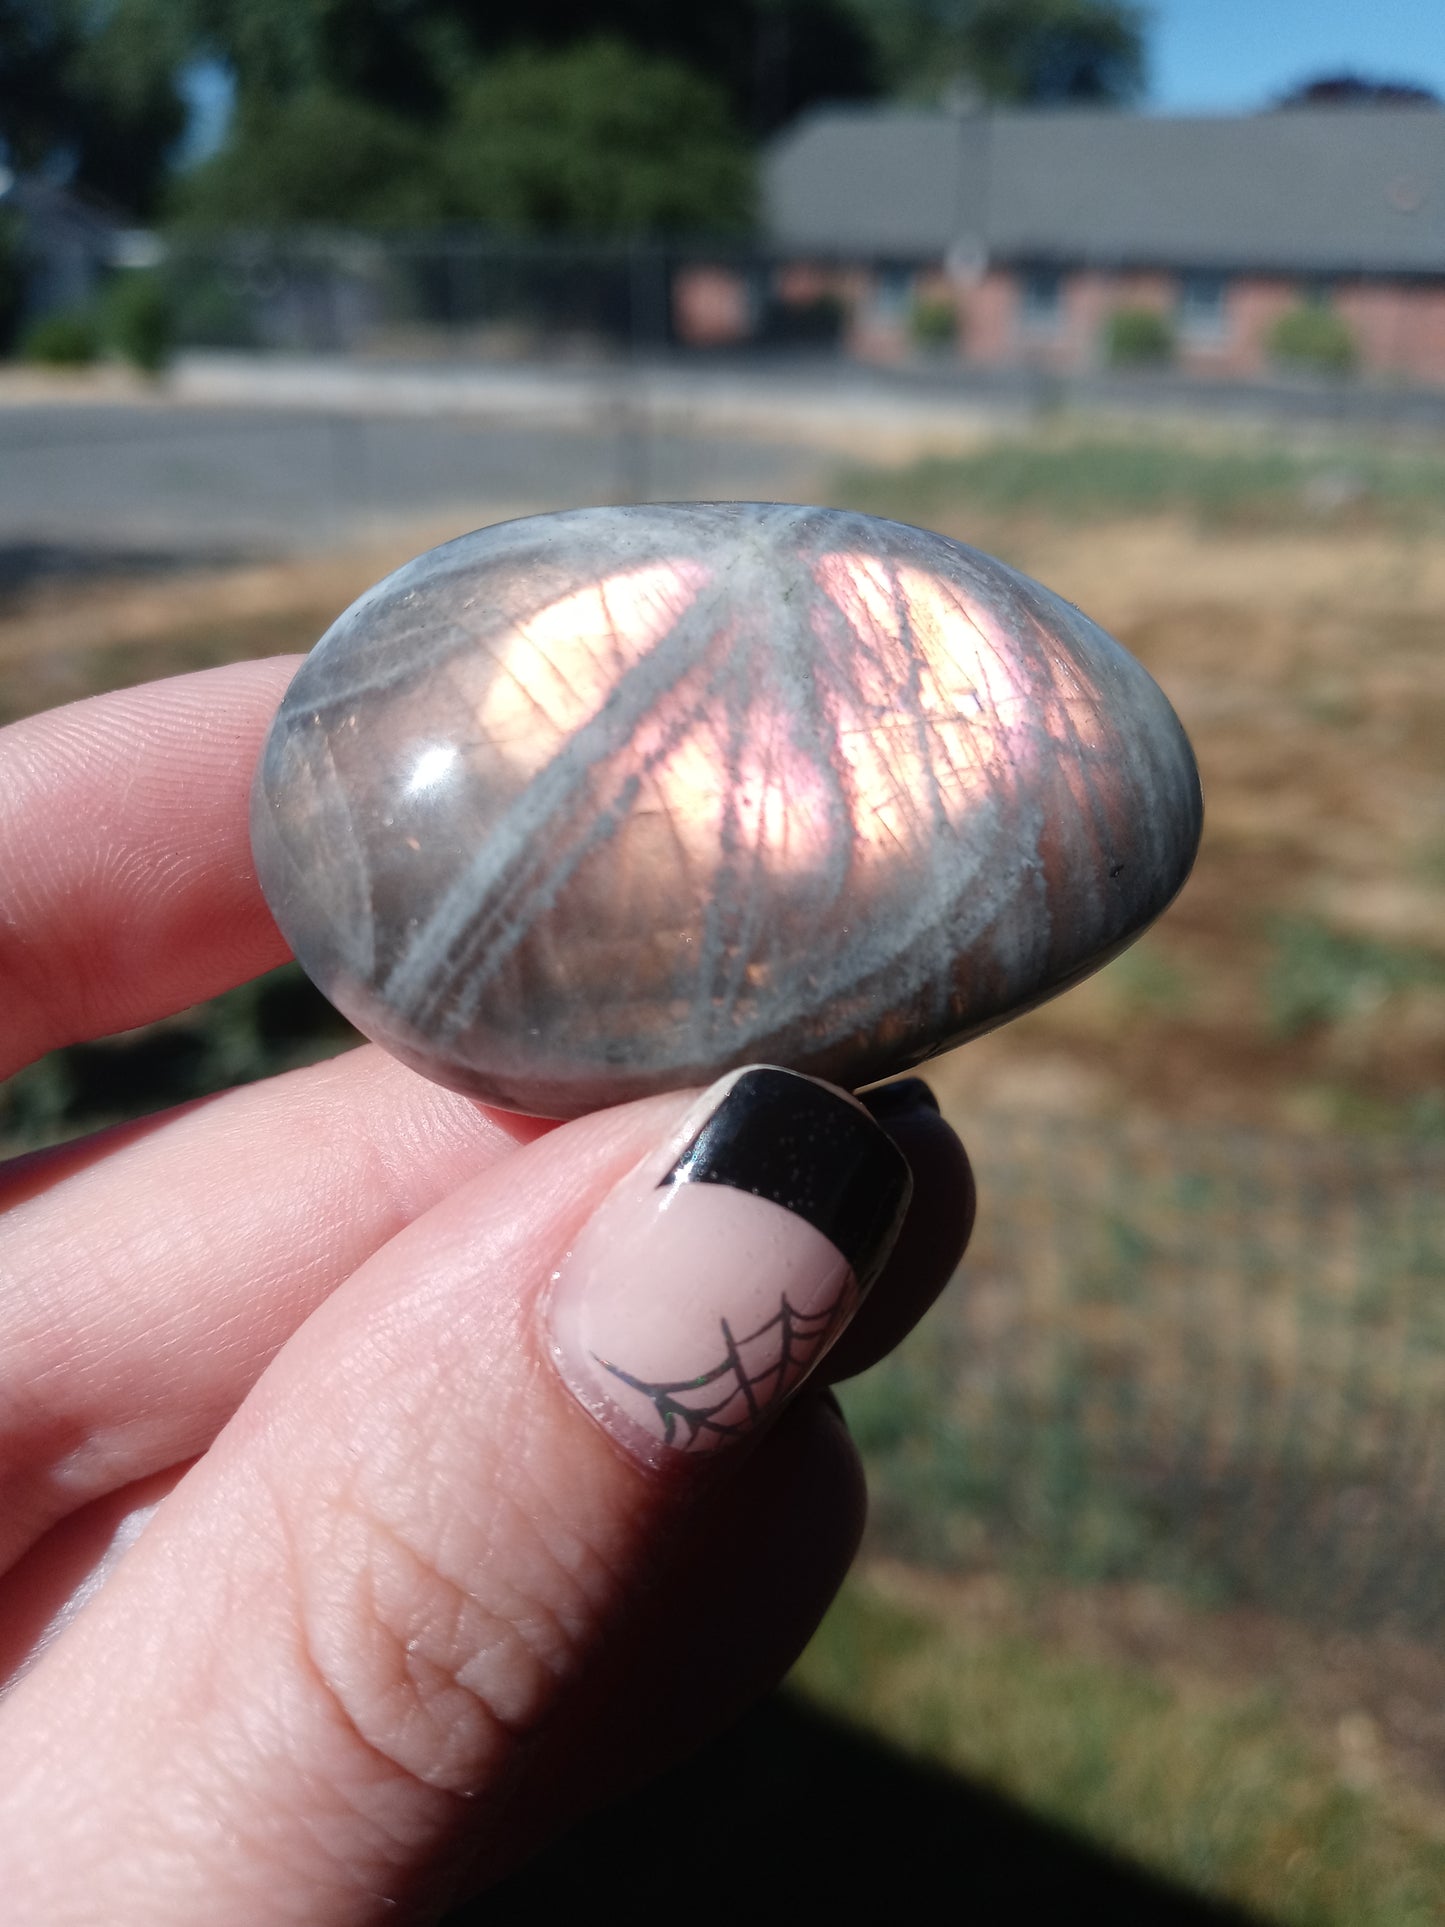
[874,265,914,320]
[1019,267,1063,334]
[1178,271,1228,342]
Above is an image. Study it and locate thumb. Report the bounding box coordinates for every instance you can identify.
[0,1069,914,1925]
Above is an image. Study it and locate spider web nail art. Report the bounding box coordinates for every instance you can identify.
[593,1287,849,1449]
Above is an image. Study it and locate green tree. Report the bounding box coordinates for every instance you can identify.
[171,38,757,235]
[2,1,875,226]
[0,0,187,217]
[442,39,755,235]
[173,0,472,122]
[459,1,879,136]
[171,0,878,138]
[170,90,438,228]
[852,0,1146,105]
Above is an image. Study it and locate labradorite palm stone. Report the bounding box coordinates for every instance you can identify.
[251,503,1202,1117]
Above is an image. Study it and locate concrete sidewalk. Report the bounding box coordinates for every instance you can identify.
[10,351,1445,453]
[163,351,1014,459]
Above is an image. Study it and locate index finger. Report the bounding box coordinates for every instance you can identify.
[0,659,300,1079]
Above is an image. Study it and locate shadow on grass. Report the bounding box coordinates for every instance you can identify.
[0,965,358,1154]
[466,1692,1261,1924]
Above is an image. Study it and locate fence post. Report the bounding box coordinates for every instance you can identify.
[615,242,666,503]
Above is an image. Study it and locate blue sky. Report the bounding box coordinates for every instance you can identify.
[1150,0,1445,112]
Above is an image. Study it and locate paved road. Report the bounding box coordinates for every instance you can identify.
[8,350,1444,595]
[0,401,818,590]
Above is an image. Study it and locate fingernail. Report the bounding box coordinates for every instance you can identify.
[861,1077,940,1121]
[547,1066,911,1464]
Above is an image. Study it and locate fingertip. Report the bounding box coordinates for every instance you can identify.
[862,1076,975,1250]
[825,1084,974,1382]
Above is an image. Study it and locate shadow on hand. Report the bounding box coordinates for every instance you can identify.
[465,1690,1263,1924]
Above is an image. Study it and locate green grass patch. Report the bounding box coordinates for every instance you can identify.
[1264,918,1445,1040]
[795,1576,1445,1927]
[840,1346,1233,1604]
[838,1110,1445,1633]
[832,433,1445,532]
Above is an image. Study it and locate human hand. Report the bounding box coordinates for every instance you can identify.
[0,660,973,1924]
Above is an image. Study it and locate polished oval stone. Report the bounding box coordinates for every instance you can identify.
[251,504,1202,1117]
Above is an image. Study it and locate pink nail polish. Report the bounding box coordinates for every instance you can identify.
[547,1066,911,1463]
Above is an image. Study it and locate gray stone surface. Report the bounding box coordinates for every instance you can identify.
[251,503,1202,1116]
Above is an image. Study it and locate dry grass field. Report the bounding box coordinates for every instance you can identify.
[833,454,1445,1140]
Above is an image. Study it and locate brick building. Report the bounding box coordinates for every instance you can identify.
[739,106,1445,382]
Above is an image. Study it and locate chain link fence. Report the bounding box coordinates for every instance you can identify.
[149,232,1445,440]
[164,233,850,361]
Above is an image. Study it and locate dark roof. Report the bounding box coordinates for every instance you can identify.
[763,108,985,256]
[765,107,1445,273]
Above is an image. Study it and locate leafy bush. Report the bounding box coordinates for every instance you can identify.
[1103,305,1174,367]
[910,295,959,350]
[20,308,103,367]
[16,275,177,376]
[1268,302,1358,376]
[102,270,175,373]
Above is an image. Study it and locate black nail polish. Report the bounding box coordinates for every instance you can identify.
[861,1077,941,1121]
[661,1067,912,1285]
